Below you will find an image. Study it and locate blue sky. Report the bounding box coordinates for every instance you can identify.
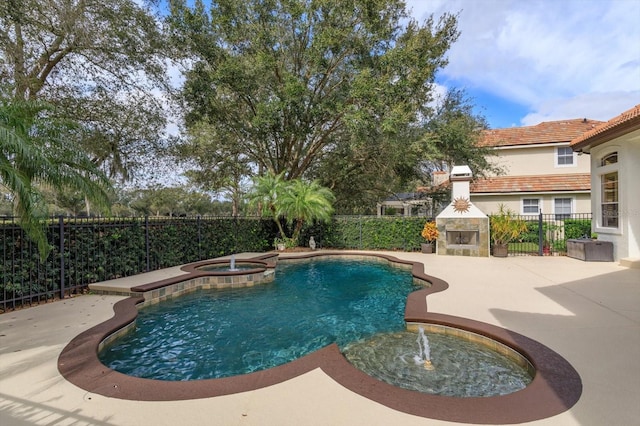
[406,0,640,129]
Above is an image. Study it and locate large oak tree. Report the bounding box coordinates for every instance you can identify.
[418,88,500,178]
[169,0,459,208]
[0,0,170,255]
[0,0,169,183]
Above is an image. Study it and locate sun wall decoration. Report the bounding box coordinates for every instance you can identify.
[452,196,472,214]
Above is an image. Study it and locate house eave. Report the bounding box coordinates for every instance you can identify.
[491,141,572,150]
[471,190,591,197]
[571,117,640,153]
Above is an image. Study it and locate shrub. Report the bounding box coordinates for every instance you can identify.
[564,219,592,240]
[490,205,528,245]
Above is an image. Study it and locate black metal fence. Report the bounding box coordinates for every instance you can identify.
[1,216,276,311]
[500,213,593,256]
[1,213,593,311]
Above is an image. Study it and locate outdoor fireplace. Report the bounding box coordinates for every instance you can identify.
[435,166,490,257]
[447,230,479,247]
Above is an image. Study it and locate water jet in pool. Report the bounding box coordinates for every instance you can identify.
[343,327,532,397]
[414,326,434,370]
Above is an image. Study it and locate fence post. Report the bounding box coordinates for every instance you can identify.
[145,215,150,272]
[359,215,363,249]
[197,215,202,260]
[234,216,239,254]
[403,216,408,251]
[58,216,65,300]
[538,212,544,256]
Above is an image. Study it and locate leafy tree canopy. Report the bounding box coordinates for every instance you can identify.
[122,185,221,217]
[177,121,252,217]
[168,0,459,209]
[418,88,501,180]
[0,0,170,182]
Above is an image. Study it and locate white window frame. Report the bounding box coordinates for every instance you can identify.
[521,198,540,215]
[596,150,620,231]
[553,197,573,220]
[555,146,576,167]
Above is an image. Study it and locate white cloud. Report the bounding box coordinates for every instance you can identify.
[429,82,449,106]
[521,92,640,125]
[405,0,640,125]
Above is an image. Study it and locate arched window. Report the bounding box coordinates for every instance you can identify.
[600,152,618,166]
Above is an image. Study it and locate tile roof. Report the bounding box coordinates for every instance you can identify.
[471,173,591,194]
[479,119,603,148]
[570,104,640,151]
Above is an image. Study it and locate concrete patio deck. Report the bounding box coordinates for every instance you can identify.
[1,251,638,425]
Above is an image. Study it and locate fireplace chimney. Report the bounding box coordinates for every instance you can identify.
[450,165,473,200]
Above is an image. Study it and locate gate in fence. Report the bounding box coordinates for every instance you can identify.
[500,213,593,256]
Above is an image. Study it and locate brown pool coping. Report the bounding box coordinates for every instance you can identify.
[58,252,581,424]
[128,252,279,293]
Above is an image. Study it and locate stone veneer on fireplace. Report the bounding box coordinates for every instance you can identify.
[435,165,490,257]
[437,217,490,257]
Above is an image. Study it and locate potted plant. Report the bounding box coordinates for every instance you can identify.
[490,204,527,257]
[274,237,286,251]
[274,236,298,251]
[420,221,439,253]
[539,221,562,255]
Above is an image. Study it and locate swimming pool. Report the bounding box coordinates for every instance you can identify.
[99,259,422,380]
[59,252,583,423]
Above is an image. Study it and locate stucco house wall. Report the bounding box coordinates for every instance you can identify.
[472,193,591,216]
[571,105,640,264]
[472,119,601,216]
[588,139,639,260]
[494,145,591,176]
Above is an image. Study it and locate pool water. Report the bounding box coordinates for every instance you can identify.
[100,259,420,381]
[199,264,262,271]
[343,331,533,397]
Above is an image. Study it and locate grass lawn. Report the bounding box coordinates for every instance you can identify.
[509,242,539,253]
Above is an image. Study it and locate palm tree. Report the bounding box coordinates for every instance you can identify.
[0,100,112,259]
[247,171,288,239]
[278,179,335,242]
[248,172,335,245]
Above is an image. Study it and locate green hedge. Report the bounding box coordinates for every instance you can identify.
[299,216,427,251]
[515,218,592,244]
[3,215,431,306]
[1,217,278,308]
[564,219,592,240]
